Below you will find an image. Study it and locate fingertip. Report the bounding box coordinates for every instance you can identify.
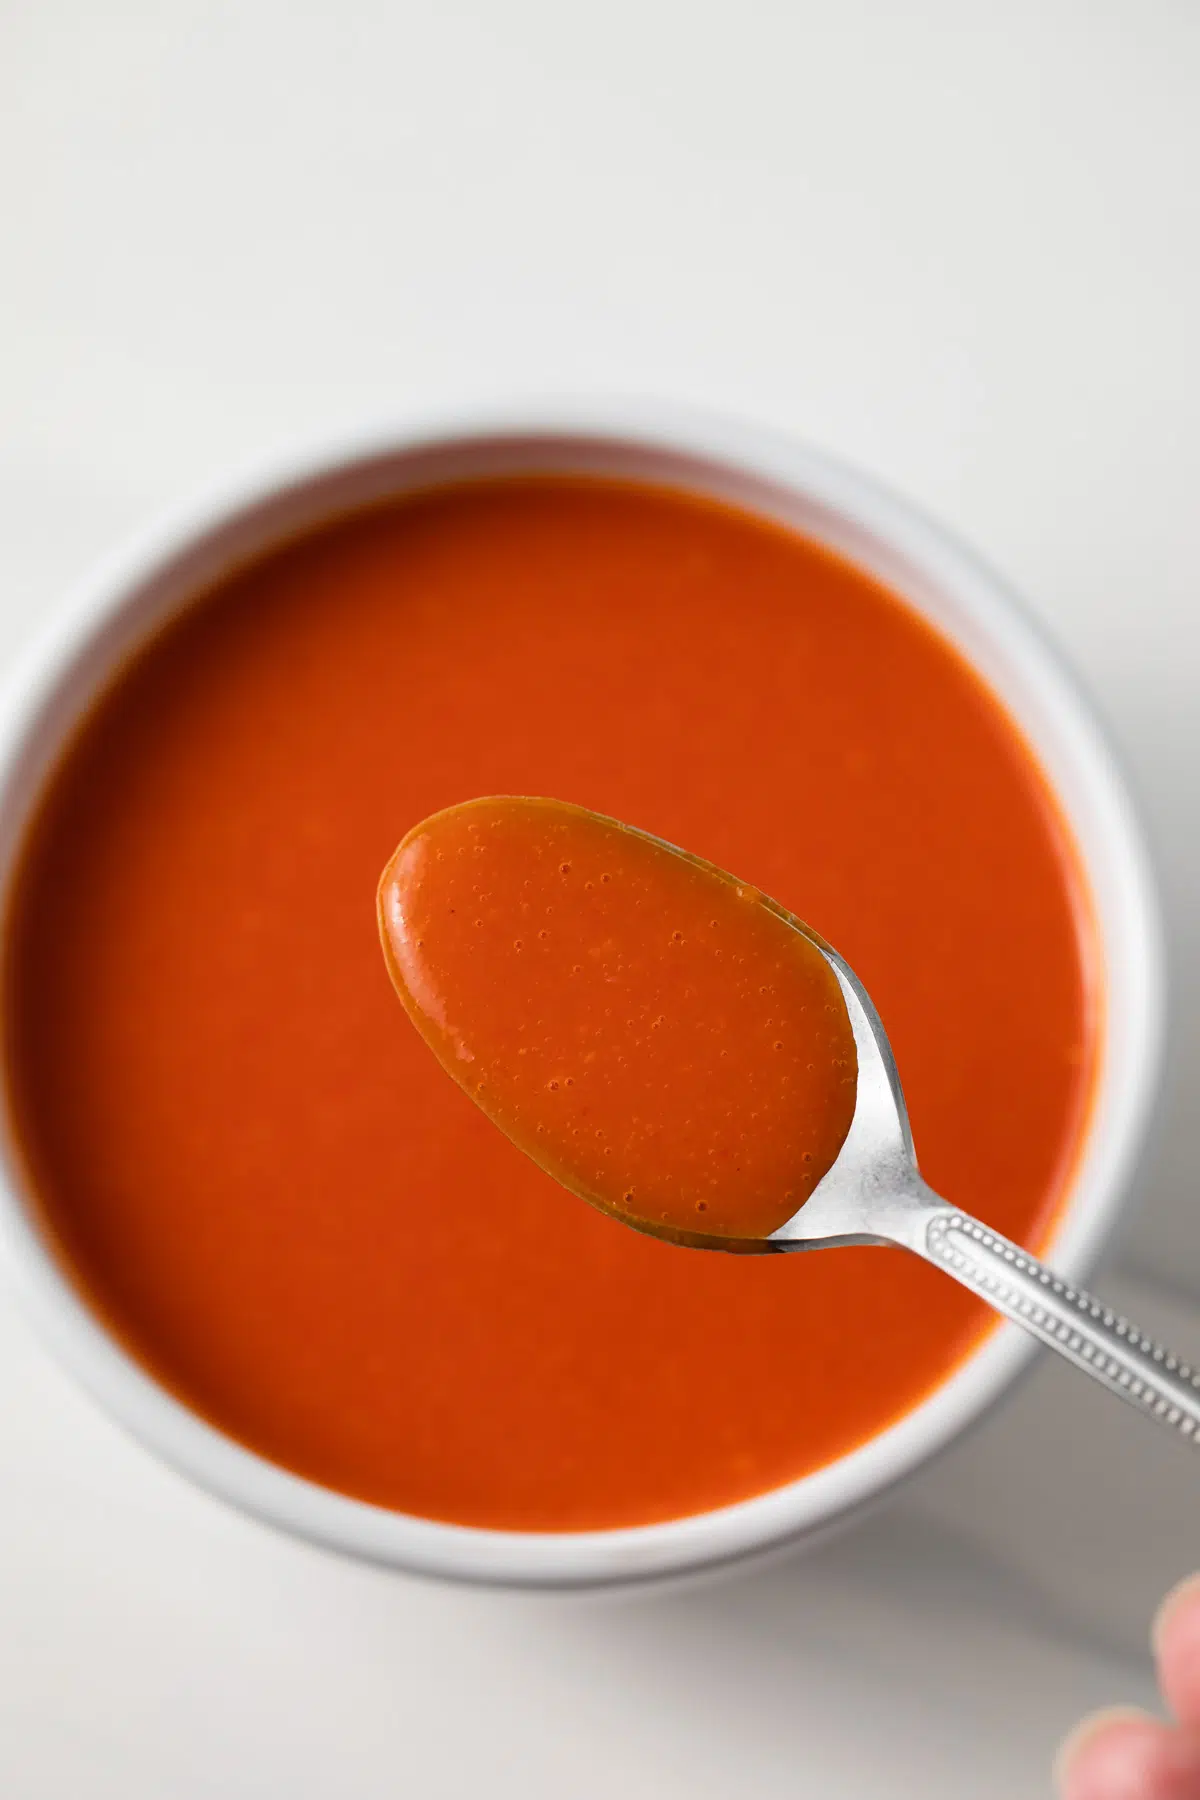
[1055,1708,1154,1796]
[1156,1577,1200,1727]
[1056,1710,1200,1800]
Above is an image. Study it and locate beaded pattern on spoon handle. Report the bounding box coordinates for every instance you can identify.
[923,1211,1200,1443]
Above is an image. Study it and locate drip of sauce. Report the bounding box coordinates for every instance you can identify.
[379,797,858,1242]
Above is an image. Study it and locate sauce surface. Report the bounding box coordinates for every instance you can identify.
[3,477,1097,1531]
[379,797,858,1241]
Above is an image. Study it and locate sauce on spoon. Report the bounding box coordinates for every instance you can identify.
[378,796,858,1241]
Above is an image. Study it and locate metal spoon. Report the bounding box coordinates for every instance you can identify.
[383,799,1196,1442]
[751,939,1200,1444]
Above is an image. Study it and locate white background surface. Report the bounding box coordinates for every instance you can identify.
[2,3,1199,1794]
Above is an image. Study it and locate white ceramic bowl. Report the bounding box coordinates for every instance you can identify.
[0,403,1165,1589]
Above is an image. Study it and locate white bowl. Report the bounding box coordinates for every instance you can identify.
[0,403,1165,1589]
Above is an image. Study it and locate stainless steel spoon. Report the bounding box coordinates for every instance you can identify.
[384,796,1192,1441]
[748,939,1200,1443]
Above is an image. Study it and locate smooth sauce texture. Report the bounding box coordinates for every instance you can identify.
[3,477,1097,1531]
[379,798,858,1242]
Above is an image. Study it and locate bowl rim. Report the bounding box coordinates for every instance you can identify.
[0,398,1167,1589]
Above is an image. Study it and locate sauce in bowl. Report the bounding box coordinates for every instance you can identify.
[2,476,1096,1531]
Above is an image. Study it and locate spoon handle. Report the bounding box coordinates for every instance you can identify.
[916,1204,1200,1443]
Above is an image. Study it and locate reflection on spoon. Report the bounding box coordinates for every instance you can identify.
[380,796,1200,1444]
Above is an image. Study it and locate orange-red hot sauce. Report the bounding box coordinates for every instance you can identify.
[379,797,859,1242]
[3,478,1097,1531]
